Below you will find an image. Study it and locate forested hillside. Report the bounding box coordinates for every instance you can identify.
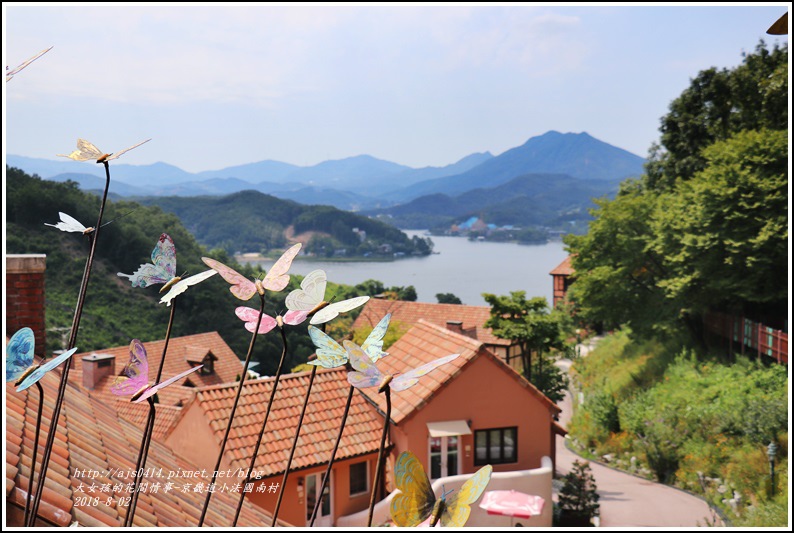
[136,191,433,257]
[5,167,375,374]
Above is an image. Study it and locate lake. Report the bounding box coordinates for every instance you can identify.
[239,231,569,307]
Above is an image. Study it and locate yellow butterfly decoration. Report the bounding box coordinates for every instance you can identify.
[57,138,151,163]
[390,450,492,527]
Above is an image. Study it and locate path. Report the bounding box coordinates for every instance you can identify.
[553,337,723,527]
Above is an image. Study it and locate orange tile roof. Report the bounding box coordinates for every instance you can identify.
[549,255,574,276]
[357,320,559,425]
[352,298,512,347]
[5,365,283,527]
[191,367,383,478]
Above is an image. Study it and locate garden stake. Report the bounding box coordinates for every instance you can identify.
[367,385,391,527]
[22,382,45,527]
[309,383,355,526]
[232,322,289,525]
[198,294,266,526]
[27,160,111,526]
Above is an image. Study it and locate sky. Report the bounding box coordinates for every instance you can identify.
[3,3,789,174]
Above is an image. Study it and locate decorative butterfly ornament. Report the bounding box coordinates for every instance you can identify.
[285,269,369,325]
[6,46,53,81]
[202,243,302,301]
[6,327,78,392]
[44,212,94,235]
[159,269,217,306]
[57,138,151,163]
[344,340,460,393]
[308,313,391,368]
[390,450,492,527]
[111,339,203,402]
[234,307,307,334]
[118,233,179,292]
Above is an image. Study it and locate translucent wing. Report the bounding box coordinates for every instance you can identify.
[132,365,203,403]
[441,464,493,527]
[16,348,78,392]
[390,451,436,527]
[343,340,383,389]
[282,310,308,326]
[202,257,257,301]
[391,353,461,392]
[44,212,88,233]
[235,306,278,335]
[105,138,151,161]
[118,233,177,288]
[261,243,302,292]
[307,326,347,369]
[6,46,53,81]
[159,269,217,306]
[360,313,391,362]
[111,339,150,396]
[310,296,370,325]
[5,327,35,382]
[285,269,327,311]
[57,139,105,161]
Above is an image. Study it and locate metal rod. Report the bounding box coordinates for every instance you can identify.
[271,365,317,526]
[28,160,112,526]
[232,324,289,526]
[124,401,156,527]
[309,384,354,526]
[22,382,45,527]
[367,386,391,527]
[124,299,176,526]
[198,294,266,526]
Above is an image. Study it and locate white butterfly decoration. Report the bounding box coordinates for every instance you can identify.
[45,212,94,235]
[285,269,369,325]
[159,269,218,306]
[6,46,52,82]
[57,138,151,163]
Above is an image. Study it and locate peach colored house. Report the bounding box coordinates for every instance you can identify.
[352,298,524,370]
[358,320,564,499]
[165,367,383,527]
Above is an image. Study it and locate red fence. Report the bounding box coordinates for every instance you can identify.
[703,311,788,364]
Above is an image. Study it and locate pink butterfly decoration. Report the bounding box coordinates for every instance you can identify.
[234,307,308,334]
[111,339,203,402]
[132,365,204,403]
[202,243,301,301]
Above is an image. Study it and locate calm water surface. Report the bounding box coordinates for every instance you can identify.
[241,231,568,307]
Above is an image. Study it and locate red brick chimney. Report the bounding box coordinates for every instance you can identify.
[6,254,46,356]
[81,354,116,390]
[446,320,464,334]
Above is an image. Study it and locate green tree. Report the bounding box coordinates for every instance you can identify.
[557,460,600,525]
[645,40,787,190]
[650,129,788,318]
[483,291,565,387]
[436,292,462,304]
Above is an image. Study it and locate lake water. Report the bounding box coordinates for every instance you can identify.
[240,231,568,307]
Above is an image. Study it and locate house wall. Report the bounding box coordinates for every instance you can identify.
[6,254,47,356]
[391,354,553,478]
[165,401,225,472]
[247,453,379,526]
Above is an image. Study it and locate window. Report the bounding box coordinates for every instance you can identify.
[474,427,517,465]
[349,461,368,496]
[200,353,215,375]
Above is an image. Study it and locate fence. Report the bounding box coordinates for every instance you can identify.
[703,311,788,364]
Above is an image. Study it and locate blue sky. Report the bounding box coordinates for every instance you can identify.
[3,3,789,173]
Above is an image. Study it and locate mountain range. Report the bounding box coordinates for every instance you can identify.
[6,131,646,230]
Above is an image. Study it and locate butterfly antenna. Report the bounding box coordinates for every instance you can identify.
[99,206,140,228]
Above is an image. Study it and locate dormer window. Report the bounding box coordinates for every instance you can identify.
[185,346,217,375]
[200,353,214,375]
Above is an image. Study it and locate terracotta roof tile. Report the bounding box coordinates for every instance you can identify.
[352,298,512,347]
[191,368,383,477]
[5,367,280,527]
